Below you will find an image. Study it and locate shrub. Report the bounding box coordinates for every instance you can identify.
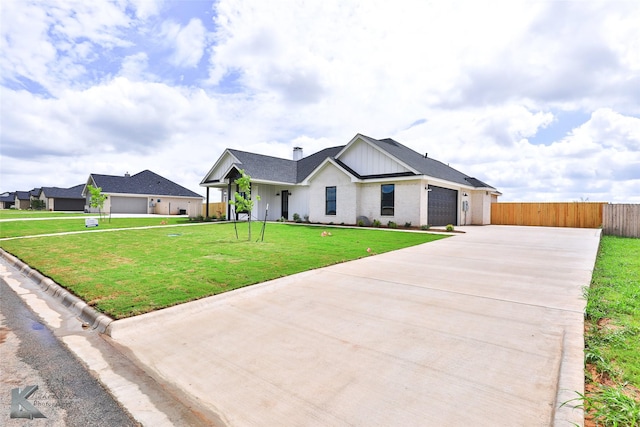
[357,220,364,227]
[372,219,381,228]
[387,221,397,229]
[421,224,431,230]
[293,213,302,223]
[446,224,454,232]
[304,214,310,223]
[30,200,46,210]
[404,222,412,228]
[220,214,226,221]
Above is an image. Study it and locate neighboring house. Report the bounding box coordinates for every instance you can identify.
[200,133,501,226]
[14,191,31,210]
[40,184,86,211]
[30,188,42,202]
[83,170,203,216]
[0,192,15,209]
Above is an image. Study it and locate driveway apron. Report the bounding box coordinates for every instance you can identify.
[108,225,601,427]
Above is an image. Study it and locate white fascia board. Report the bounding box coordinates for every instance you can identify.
[360,175,421,184]
[105,192,202,200]
[251,178,298,186]
[335,134,420,175]
[207,165,296,187]
[422,175,477,190]
[301,158,360,185]
[202,162,241,187]
[205,176,296,188]
[199,150,239,185]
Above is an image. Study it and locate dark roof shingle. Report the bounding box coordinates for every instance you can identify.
[215,134,496,190]
[227,149,298,183]
[90,170,202,198]
[41,184,85,199]
[360,135,495,189]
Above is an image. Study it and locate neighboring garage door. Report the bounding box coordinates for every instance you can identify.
[110,196,148,214]
[54,198,85,211]
[428,185,458,226]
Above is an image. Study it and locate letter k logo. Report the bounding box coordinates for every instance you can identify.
[10,385,46,419]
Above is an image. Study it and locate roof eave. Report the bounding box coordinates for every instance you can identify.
[199,149,239,185]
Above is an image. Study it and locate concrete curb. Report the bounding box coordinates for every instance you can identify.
[0,248,114,333]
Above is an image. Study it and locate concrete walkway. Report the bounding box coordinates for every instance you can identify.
[108,225,600,427]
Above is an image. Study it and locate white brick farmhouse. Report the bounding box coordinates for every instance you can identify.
[200,134,500,226]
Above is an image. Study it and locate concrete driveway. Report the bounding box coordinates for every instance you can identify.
[108,225,600,427]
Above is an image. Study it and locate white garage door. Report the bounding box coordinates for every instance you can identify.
[110,196,148,214]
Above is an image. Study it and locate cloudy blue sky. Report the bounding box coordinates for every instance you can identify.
[1,0,639,202]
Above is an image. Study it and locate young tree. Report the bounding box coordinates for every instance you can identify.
[229,170,260,241]
[87,185,108,221]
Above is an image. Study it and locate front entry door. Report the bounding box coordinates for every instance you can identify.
[281,190,289,220]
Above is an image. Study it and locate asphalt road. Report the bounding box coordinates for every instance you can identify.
[0,277,138,427]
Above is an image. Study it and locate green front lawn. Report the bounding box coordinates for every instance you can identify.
[0,222,446,319]
[0,210,89,219]
[0,217,189,238]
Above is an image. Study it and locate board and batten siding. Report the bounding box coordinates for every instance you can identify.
[340,140,411,176]
[210,153,237,181]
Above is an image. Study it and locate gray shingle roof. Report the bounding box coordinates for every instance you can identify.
[90,170,202,198]
[16,191,31,200]
[360,135,495,189]
[0,192,15,202]
[297,146,343,181]
[216,134,495,190]
[227,149,298,183]
[225,146,345,184]
[42,184,85,199]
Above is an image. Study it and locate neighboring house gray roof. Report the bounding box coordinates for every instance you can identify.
[218,135,495,190]
[30,188,42,197]
[89,170,202,198]
[0,192,15,202]
[16,191,31,200]
[42,184,85,199]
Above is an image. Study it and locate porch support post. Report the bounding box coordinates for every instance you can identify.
[206,187,210,218]
[227,181,232,220]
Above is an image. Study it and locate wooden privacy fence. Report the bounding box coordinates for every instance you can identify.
[602,204,640,238]
[490,202,607,228]
[202,202,227,218]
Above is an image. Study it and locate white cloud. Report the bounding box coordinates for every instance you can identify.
[126,0,164,20]
[0,0,134,95]
[162,18,208,68]
[1,0,639,204]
